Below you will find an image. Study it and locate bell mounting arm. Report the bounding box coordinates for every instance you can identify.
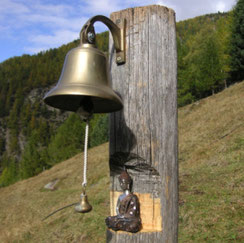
[80,15,126,65]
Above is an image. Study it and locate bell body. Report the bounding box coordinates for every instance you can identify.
[75,193,92,213]
[44,44,123,113]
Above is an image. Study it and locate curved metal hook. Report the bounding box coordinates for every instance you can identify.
[80,15,126,64]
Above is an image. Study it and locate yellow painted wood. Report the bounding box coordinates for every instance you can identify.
[110,191,162,232]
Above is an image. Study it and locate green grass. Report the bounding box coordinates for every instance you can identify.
[179,156,244,242]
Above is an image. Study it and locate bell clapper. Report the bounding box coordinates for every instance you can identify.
[75,106,93,213]
[75,185,92,213]
[42,108,93,220]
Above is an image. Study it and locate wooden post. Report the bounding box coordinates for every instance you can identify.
[108,5,178,242]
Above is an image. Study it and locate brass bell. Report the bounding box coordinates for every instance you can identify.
[42,16,126,215]
[43,43,123,113]
[75,192,92,213]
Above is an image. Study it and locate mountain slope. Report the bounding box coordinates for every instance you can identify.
[0,81,243,242]
[178,81,244,242]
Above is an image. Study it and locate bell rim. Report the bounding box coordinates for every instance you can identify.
[43,83,123,113]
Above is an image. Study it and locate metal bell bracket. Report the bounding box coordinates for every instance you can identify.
[80,15,126,65]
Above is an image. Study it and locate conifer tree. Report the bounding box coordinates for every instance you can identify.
[90,115,108,147]
[20,130,46,179]
[197,34,223,96]
[0,158,19,187]
[230,0,244,81]
[47,114,85,165]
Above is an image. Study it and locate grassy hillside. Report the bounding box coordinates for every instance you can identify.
[178,81,244,241]
[0,82,243,242]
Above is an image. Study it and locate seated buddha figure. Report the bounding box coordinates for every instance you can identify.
[105,170,141,233]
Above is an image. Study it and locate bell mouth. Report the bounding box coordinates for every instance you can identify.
[43,83,123,113]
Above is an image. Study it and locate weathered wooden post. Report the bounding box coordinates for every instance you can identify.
[108,5,178,243]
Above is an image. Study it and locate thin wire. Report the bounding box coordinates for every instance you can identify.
[82,121,89,187]
[42,202,77,221]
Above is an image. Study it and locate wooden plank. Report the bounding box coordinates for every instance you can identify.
[108,5,178,242]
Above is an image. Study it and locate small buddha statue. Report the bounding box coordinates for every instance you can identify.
[105,170,141,233]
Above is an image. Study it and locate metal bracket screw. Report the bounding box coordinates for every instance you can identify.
[87,32,95,43]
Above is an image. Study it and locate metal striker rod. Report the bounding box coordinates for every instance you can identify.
[42,203,78,221]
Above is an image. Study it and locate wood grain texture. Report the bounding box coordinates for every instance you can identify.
[108,5,178,243]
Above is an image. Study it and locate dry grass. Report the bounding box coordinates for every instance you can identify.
[0,82,243,242]
[179,82,244,169]
[178,82,244,242]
